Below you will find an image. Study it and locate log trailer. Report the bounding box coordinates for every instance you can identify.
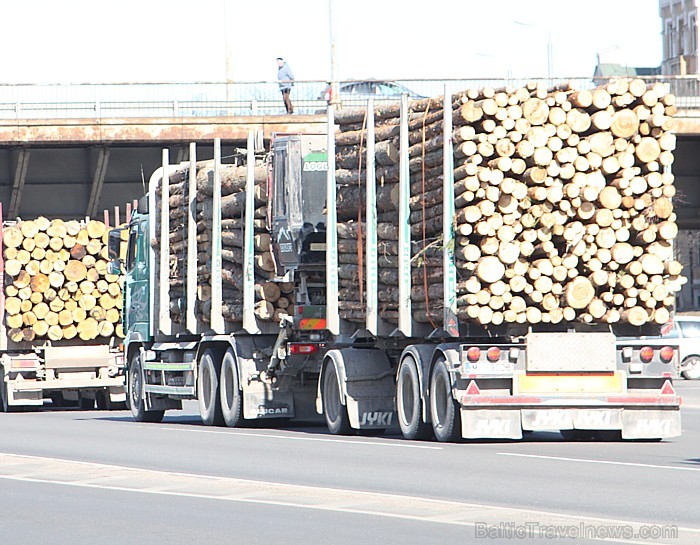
[0,203,126,411]
[111,90,682,440]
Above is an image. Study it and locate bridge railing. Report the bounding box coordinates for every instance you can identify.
[0,76,697,119]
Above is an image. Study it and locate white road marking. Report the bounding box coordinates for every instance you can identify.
[0,452,697,545]
[155,426,443,449]
[498,452,700,472]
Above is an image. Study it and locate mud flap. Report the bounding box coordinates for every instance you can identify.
[572,408,622,430]
[243,381,295,420]
[461,409,522,439]
[621,409,681,439]
[521,409,573,431]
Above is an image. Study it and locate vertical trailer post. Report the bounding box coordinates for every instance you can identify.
[443,85,459,336]
[398,93,412,336]
[210,138,225,333]
[186,142,198,333]
[365,99,378,335]
[159,149,171,336]
[243,132,260,334]
[326,106,340,335]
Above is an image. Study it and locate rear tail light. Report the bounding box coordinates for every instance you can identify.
[466,347,481,362]
[486,347,501,362]
[640,346,654,363]
[289,343,318,355]
[659,346,674,363]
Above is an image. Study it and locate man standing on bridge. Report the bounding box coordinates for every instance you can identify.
[277,57,295,114]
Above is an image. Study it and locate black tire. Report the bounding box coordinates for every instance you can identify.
[78,394,95,410]
[198,349,224,426]
[396,356,432,440]
[219,349,243,427]
[96,390,126,410]
[322,362,352,435]
[0,367,13,413]
[681,356,700,380]
[129,352,165,423]
[560,429,597,441]
[429,357,461,442]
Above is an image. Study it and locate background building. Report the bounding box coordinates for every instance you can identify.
[660,0,698,74]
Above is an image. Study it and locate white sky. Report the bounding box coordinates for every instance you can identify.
[0,0,662,84]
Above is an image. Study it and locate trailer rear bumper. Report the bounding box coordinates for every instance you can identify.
[4,378,125,406]
[459,395,682,440]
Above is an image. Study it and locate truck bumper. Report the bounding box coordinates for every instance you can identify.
[5,378,126,407]
[459,395,682,440]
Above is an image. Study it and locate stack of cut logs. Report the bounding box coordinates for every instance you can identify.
[166,159,293,326]
[2,217,124,342]
[334,79,685,327]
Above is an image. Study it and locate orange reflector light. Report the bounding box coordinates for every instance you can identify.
[289,343,318,355]
[486,347,501,362]
[467,347,481,362]
[640,346,654,363]
[659,346,674,363]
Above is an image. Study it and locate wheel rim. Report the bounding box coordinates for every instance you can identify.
[398,366,415,427]
[130,363,141,408]
[685,358,700,378]
[433,371,448,428]
[222,363,234,410]
[325,369,340,422]
[202,364,212,410]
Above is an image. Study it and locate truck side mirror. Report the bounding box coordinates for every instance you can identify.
[107,260,122,276]
[107,228,124,260]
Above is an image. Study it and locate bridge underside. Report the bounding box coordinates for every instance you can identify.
[0,115,324,221]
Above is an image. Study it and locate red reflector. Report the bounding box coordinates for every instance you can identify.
[465,380,480,395]
[659,346,674,363]
[467,347,480,362]
[289,343,318,355]
[660,380,676,395]
[487,347,500,362]
[640,346,654,363]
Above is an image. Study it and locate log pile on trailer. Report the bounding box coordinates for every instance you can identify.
[333,79,685,327]
[165,158,292,326]
[2,217,124,341]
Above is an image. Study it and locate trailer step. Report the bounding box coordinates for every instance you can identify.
[144,384,195,396]
[143,362,194,372]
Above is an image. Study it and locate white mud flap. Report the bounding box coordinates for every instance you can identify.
[243,383,295,420]
[621,410,681,439]
[521,409,573,431]
[572,408,622,430]
[461,410,522,439]
[347,398,395,429]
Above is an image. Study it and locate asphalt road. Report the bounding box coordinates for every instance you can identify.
[0,382,699,545]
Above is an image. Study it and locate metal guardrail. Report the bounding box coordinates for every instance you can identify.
[0,76,697,119]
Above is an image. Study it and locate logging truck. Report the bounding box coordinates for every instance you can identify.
[112,80,683,440]
[0,204,126,411]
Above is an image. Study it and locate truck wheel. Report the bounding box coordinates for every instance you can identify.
[397,356,432,440]
[129,353,164,423]
[78,394,95,410]
[219,349,243,427]
[323,362,352,435]
[198,349,224,426]
[429,357,461,442]
[681,356,700,380]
